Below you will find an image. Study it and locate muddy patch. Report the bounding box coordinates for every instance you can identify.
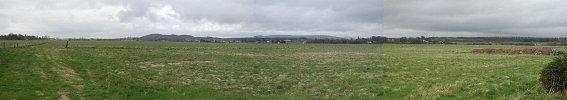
[139,62,165,68]
[294,52,377,64]
[180,60,216,64]
[139,61,216,68]
[229,53,267,57]
[58,94,70,100]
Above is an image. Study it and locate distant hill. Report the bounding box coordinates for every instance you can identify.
[252,35,343,39]
[138,34,350,43]
[139,34,344,41]
[139,34,195,41]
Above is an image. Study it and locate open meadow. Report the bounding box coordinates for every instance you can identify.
[5,40,565,99]
[384,44,567,99]
[0,40,383,99]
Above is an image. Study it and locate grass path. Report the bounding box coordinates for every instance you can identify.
[1,42,73,99]
[43,48,85,100]
[0,41,85,99]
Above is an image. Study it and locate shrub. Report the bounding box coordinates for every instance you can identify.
[539,55,567,93]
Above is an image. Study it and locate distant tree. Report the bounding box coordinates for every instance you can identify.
[0,33,44,40]
[399,37,408,43]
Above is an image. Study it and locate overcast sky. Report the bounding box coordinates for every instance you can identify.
[0,0,382,38]
[385,0,567,37]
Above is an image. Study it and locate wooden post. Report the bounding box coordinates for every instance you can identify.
[2,42,5,48]
[65,41,69,48]
[16,43,18,48]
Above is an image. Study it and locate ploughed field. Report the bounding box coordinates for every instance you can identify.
[0,40,382,99]
[384,44,567,99]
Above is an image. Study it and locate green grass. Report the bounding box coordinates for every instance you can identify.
[8,41,562,99]
[0,40,383,99]
[384,44,566,99]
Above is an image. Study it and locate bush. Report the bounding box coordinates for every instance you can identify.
[540,55,567,93]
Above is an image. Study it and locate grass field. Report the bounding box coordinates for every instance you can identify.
[384,44,567,99]
[0,40,383,99]
[4,40,565,99]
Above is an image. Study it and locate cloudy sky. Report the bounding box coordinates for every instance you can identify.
[385,0,567,37]
[0,0,382,38]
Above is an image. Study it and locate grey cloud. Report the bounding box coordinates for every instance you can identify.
[0,0,127,38]
[385,0,567,37]
[119,0,382,37]
[0,14,8,30]
[249,0,382,32]
[1,0,382,38]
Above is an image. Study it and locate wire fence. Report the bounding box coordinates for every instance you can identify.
[0,41,49,48]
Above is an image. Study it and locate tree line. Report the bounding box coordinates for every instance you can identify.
[0,33,51,40]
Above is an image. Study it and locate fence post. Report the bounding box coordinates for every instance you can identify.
[16,43,18,48]
[2,42,4,48]
[65,41,69,48]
